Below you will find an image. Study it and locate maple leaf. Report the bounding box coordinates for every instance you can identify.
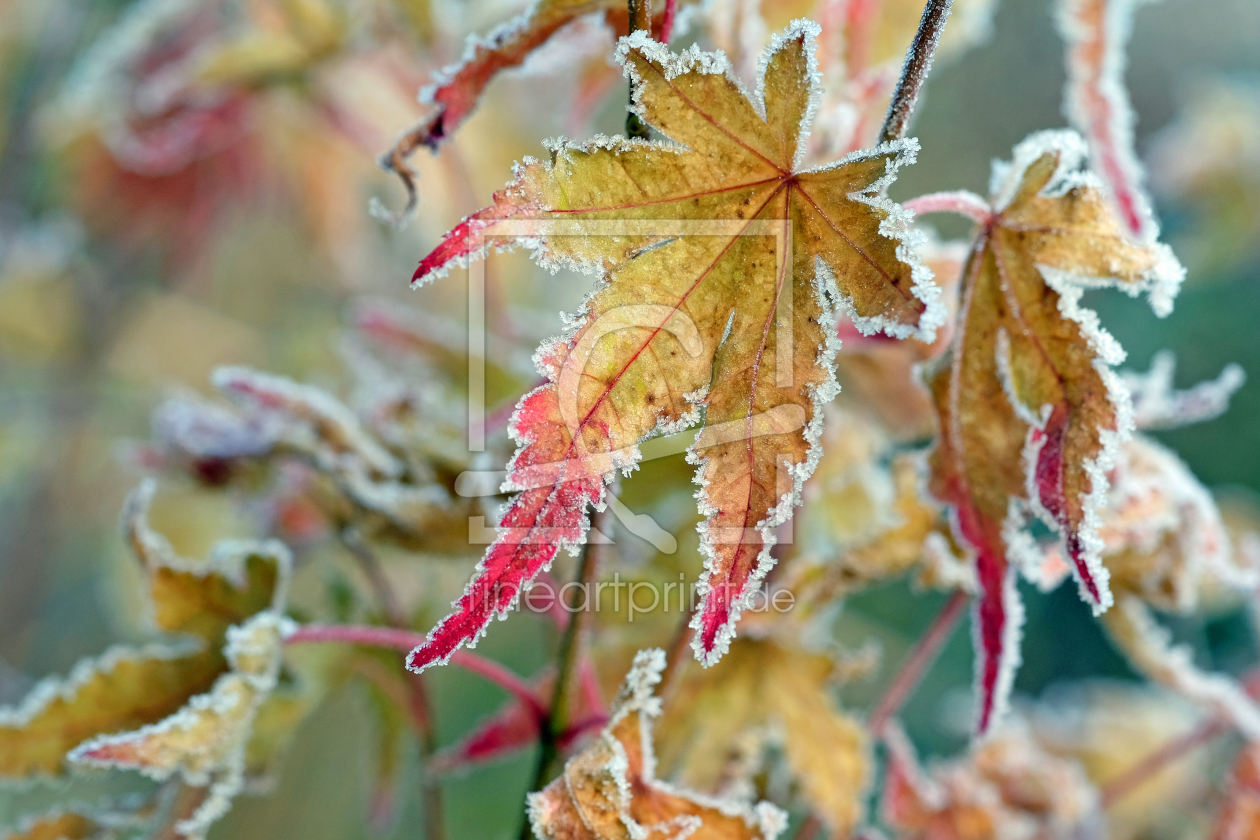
[656,637,869,836]
[919,129,1183,734]
[1121,350,1245,431]
[407,21,940,672]
[0,482,289,778]
[790,446,973,609]
[1028,681,1209,840]
[69,611,295,840]
[1020,413,1260,736]
[526,648,787,840]
[833,235,968,437]
[881,720,1103,840]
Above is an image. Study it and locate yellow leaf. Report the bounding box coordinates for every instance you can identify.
[0,810,97,840]
[123,480,290,641]
[0,644,220,777]
[0,481,292,789]
[527,649,787,840]
[69,612,294,840]
[408,21,941,673]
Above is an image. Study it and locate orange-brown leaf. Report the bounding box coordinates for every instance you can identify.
[527,649,787,840]
[924,130,1182,733]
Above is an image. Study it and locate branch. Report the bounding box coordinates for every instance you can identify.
[333,532,446,840]
[1100,717,1226,808]
[878,0,954,144]
[522,492,615,829]
[626,0,653,139]
[868,589,969,735]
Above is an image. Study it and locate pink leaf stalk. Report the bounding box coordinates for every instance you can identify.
[904,190,992,224]
[1059,0,1158,241]
[286,624,544,716]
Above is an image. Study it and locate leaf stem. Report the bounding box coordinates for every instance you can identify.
[658,599,698,701]
[1100,670,1260,808]
[286,624,545,717]
[877,0,954,144]
[1100,717,1226,808]
[659,0,677,42]
[903,190,992,224]
[626,0,653,139]
[868,588,969,735]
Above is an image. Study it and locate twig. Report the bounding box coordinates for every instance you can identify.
[626,0,653,139]
[792,813,823,840]
[657,600,698,701]
[519,496,615,838]
[877,0,954,144]
[287,623,544,716]
[868,589,969,735]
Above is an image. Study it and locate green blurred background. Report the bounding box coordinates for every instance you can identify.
[1,0,1258,836]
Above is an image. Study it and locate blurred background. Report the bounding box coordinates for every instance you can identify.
[0,0,1258,837]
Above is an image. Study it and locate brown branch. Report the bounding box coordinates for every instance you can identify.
[371,115,441,229]
[626,0,653,139]
[519,495,616,838]
[877,0,954,144]
[868,588,969,735]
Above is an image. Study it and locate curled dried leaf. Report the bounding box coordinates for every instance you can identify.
[924,129,1183,734]
[882,720,1104,840]
[656,638,869,836]
[527,649,787,840]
